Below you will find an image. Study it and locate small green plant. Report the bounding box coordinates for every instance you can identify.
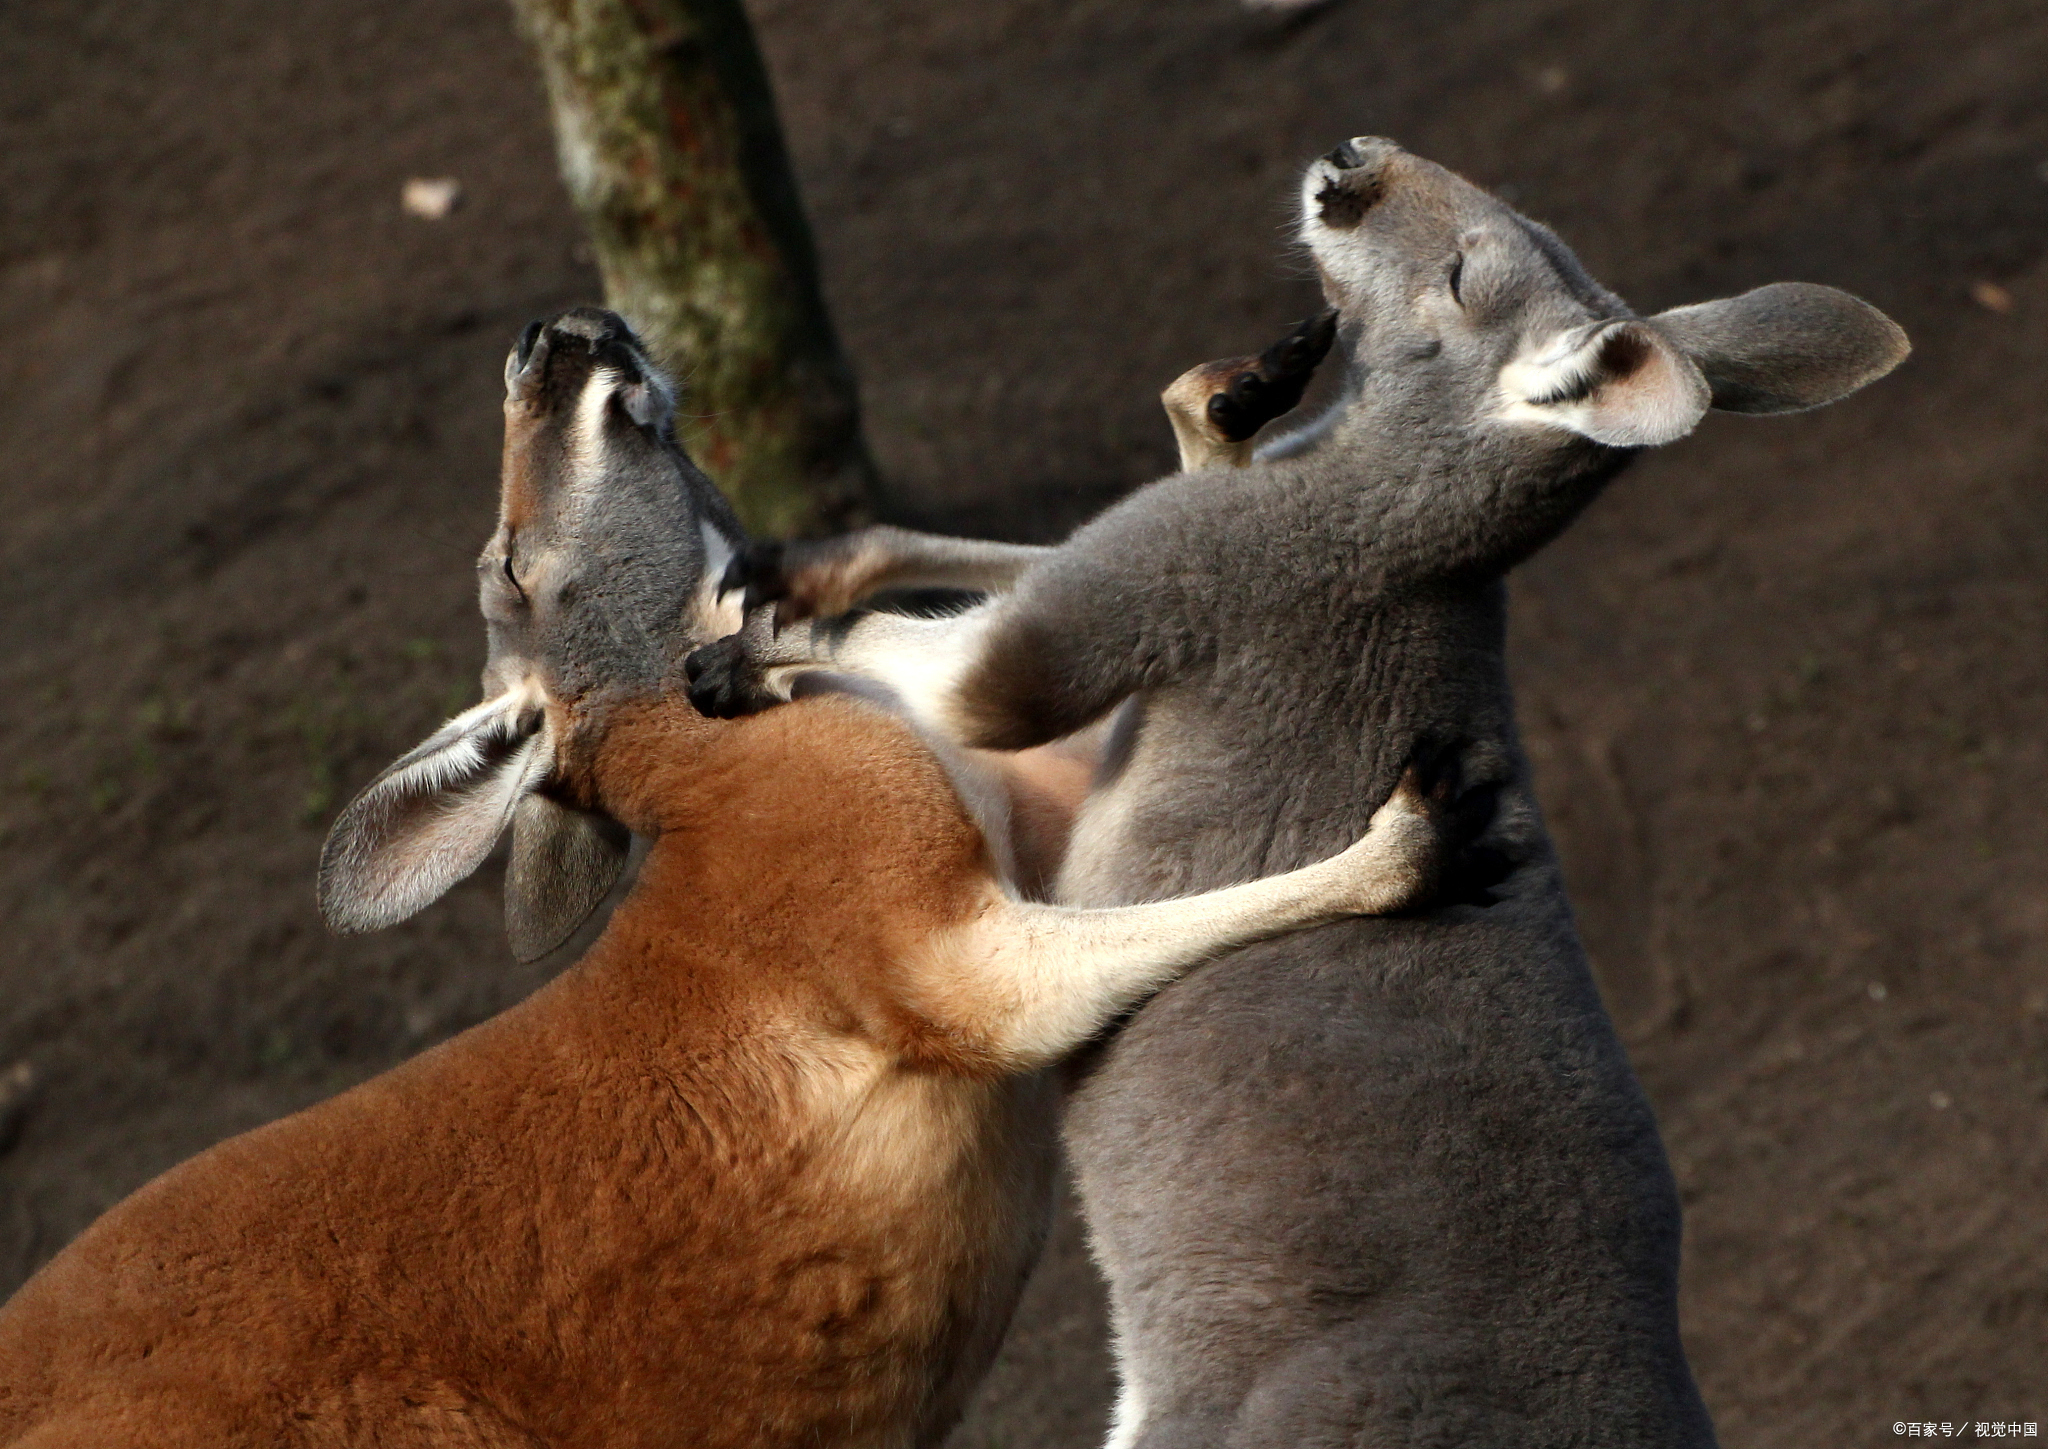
[135,693,195,740]
[258,1028,297,1070]
[283,669,393,826]
[296,710,338,824]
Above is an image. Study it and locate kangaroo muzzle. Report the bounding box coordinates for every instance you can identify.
[1314,135,1404,228]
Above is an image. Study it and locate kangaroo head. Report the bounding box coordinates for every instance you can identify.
[1301,137,1909,451]
[318,308,745,960]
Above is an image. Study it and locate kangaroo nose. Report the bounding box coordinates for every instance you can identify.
[1315,137,1401,228]
[1324,136,1400,172]
[545,307,629,348]
[506,308,646,405]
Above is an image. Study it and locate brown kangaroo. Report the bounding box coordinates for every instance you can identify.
[0,309,1465,1449]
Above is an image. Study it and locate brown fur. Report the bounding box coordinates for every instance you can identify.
[0,695,1055,1449]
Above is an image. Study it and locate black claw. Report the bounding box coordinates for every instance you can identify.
[1262,308,1339,379]
[720,540,788,613]
[1401,735,1461,805]
[1399,737,1515,911]
[1204,310,1339,444]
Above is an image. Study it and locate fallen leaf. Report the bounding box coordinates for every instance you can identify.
[1970,280,2013,314]
[402,177,462,221]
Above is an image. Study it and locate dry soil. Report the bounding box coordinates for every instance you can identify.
[1,1,2044,1443]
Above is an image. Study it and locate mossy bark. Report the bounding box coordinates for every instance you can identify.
[510,0,880,536]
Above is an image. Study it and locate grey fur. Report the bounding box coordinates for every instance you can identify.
[319,307,742,941]
[1652,281,1911,414]
[690,138,1907,1447]
[504,795,632,962]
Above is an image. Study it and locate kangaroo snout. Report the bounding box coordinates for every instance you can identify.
[1313,135,1402,227]
[1322,135,1397,171]
[504,306,660,417]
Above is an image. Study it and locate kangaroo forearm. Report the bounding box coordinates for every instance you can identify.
[826,527,1050,596]
[701,517,1187,751]
[771,527,1053,620]
[925,802,1434,1071]
[946,586,1186,751]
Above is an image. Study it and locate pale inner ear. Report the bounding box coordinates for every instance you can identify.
[318,687,553,935]
[1499,319,1712,448]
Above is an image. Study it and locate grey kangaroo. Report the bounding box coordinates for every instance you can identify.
[686,137,1909,1447]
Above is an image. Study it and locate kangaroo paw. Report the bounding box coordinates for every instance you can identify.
[1162,309,1338,470]
[1207,308,1339,442]
[723,534,896,627]
[1392,738,1513,910]
[684,636,785,719]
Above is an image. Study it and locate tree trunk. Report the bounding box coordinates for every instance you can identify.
[510,0,880,536]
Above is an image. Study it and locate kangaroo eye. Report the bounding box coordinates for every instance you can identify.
[503,553,529,604]
[1447,254,1466,305]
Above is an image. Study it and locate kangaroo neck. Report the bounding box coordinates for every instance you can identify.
[1312,399,1639,587]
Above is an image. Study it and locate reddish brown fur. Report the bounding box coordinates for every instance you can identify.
[496,406,547,536]
[0,695,1056,1448]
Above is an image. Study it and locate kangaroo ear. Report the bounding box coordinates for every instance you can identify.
[318,689,552,935]
[1648,282,1910,414]
[1499,319,1712,448]
[504,796,632,962]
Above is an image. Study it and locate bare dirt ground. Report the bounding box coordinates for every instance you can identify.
[1,0,2043,1441]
